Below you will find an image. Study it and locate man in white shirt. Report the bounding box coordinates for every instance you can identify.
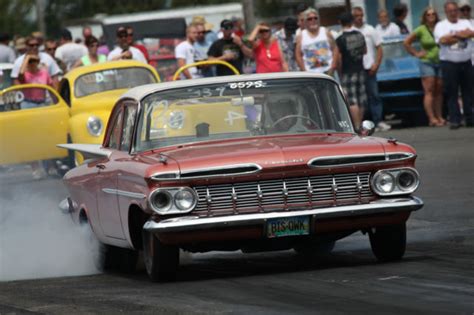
[175,25,201,80]
[11,36,61,89]
[55,29,87,72]
[434,1,474,129]
[0,33,15,63]
[375,9,401,38]
[353,6,390,132]
[107,26,147,64]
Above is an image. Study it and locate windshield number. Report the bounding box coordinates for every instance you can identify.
[225,110,247,125]
[338,121,350,128]
[229,80,264,89]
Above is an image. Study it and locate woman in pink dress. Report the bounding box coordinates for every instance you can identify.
[248,23,288,73]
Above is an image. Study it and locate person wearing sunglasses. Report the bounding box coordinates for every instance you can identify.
[248,22,288,73]
[73,36,107,68]
[125,26,149,63]
[54,29,88,72]
[11,36,61,90]
[108,26,146,63]
[434,1,474,129]
[404,7,445,127]
[207,19,253,76]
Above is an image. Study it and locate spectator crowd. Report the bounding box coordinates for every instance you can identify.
[0,0,473,130]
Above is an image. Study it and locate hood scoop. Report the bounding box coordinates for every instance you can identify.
[309,153,414,168]
[152,163,262,181]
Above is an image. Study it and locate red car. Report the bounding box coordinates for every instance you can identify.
[60,72,423,282]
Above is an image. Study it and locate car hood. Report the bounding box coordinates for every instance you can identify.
[70,89,127,116]
[146,134,390,178]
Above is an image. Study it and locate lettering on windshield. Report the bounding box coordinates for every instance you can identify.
[228,80,265,89]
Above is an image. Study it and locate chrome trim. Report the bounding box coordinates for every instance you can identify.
[102,188,146,199]
[148,187,197,215]
[151,163,262,181]
[143,196,424,233]
[57,143,112,160]
[370,168,420,196]
[308,152,415,168]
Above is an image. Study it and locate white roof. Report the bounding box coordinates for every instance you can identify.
[120,72,336,102]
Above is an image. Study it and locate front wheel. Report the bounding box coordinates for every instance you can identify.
[369,223,406,262]
[142,230,179,282]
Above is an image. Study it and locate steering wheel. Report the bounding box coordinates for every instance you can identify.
[271,115,319,130]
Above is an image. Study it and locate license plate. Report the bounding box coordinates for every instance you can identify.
[266,216,310,238]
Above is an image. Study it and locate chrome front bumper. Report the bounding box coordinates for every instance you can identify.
[144,196,423,233]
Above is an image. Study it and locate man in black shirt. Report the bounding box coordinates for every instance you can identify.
[334,12,367,129]
[207,19,253,76]
[393,3,409,34]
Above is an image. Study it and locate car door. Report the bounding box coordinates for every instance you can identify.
[96,103,127,240]
[0,84,69,165]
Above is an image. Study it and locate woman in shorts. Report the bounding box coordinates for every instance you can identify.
[404,7,445,126]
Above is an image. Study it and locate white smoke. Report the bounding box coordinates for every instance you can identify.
[0,170,101,281]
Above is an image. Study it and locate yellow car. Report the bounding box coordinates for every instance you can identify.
[58,60,160,164]
[0,84,69,165]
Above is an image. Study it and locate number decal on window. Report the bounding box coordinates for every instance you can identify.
[224,110,247,125]
[229,80,264,89]
[338,121,350,128]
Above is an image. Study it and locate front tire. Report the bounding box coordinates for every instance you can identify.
[369,223,406,262]
[142,230,179,282]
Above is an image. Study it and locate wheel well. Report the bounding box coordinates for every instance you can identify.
[128,205,149,250]
[79,209,88,225]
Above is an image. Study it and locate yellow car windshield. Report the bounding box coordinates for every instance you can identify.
[74,67,157,98]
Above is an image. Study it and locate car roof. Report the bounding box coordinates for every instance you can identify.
[120,72,336,102]
[62,60,157,81]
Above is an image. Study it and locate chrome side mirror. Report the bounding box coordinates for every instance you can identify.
[359,120,375,136]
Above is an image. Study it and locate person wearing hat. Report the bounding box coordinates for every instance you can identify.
[54,28,88,72]
[14,37,27,56]
[11,36,61,89]
[108,26,146,63]
[207,19,253,76]
[192,16,217,43]
[0,33,15,63]
[248,22,288,73]
[434,1,474,129]
[274,17,299,71]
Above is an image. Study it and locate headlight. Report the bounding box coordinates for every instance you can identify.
[174,188,197,211]
[149,187,197,215]
[87,116,103,137]
[371,168,420,196]
[373,172,395,194]
[397,169,419,192]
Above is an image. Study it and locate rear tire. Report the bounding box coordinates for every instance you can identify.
[369,223,406,262]
[142,230,179,282]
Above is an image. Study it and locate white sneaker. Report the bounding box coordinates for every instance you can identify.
[376,121,391,132]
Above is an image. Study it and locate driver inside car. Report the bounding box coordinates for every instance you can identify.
[264,96,316,133]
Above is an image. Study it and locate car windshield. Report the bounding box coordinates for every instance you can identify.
[74,67,156,98]
[135,78,353,151]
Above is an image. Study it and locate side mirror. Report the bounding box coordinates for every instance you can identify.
[359,120,375,136]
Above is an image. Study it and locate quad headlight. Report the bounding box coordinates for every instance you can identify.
[371,168,419,196]
[86,116,103,137]
[149,187,197,215]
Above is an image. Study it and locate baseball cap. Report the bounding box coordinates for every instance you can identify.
[116,26,127,37]
[284,17,298,32]
[459,0,471,9]
[221,19,234,30]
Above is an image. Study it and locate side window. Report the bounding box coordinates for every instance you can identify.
[120,104,138,152]
[109,110,124,150]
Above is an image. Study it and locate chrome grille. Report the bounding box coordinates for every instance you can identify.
[193,172,373,216]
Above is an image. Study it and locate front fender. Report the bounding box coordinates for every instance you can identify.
[69,110,112,145]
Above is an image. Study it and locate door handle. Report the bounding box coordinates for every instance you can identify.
[96,163,106,170]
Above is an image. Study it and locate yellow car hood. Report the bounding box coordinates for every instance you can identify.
[70,89,128,116]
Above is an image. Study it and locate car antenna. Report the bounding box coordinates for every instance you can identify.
[159,153,168,164]
[387,137,398,144]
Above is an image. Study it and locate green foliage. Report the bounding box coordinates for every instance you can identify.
[0,0,36,37]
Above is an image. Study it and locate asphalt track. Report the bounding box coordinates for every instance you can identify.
[0,126,473,314]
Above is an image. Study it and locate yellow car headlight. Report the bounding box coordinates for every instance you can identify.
[87,116,103,137]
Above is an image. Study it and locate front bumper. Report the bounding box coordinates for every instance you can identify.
[144,196,423,233]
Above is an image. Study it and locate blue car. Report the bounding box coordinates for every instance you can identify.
[377,36,426,125]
